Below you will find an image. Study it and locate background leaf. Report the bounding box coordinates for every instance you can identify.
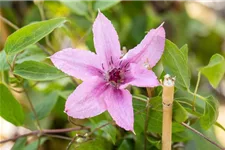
[162,40,190,90]
[0,83,24,126]
[13,61,65,81]
[4,18,67,55]
[200,54,225,88]
[60,0,88,16]
[200,96,219,130]
[31,92,58,120]
[16,45,47,63]
[11,137,27,150]
[94,0,120,11]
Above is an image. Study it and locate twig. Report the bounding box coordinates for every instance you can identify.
[43,134,73,141]
[181,122,225,150]
[68,116,91,131]
[66,135,77,150]
[0,127,85,144]
[0,15,19,30]
[162,74,175,150]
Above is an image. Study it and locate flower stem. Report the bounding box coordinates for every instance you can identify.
[162,74,175,150]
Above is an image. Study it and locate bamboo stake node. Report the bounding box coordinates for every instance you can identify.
[162,74,175,150]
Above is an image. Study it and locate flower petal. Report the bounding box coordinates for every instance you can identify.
[65,77,108,119]
[121,63,159,88]
[93,11,121,69]
[105,87,134,131]
[50,48,103,81]
[122,24,165,68]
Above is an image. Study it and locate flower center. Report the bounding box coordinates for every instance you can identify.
[107,68,124,87]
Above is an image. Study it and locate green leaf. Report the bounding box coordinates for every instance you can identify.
[23,138,47,150]
[60,0,88,16]
[200,96,219,130]
[98,121,117,144]
[133,96,185,134]
[0,83,24,126]
[4,18,67,55]
[31,92,58,120]
[0,51,11,71]
[162,40,190,90]
[172,130,192,142]
[76,137,112,150]
[118,140,133,150]
[147,136,161,149]
[94,0,120,11]
[16,45,47,63]
[11,137,27,150]
[13,61,65,81]
[200,54,225,88]
[173,101,188,123]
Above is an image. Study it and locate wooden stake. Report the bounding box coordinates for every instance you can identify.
[162,74,175,150]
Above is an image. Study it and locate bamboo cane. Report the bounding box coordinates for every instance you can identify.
[162,74,175,150]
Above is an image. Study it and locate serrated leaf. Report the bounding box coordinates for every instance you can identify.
[11,137,27,150]
[13,61,65,81]
[200,96,219,130]
[0,83,24,126]
[94,0,120,11]
[31,92,58,120]
[200,54,225,88]
[60,0,88,16]
[4,18,67,55]
[162,40,190,90]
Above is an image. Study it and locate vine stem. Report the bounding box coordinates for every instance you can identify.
[0,127,86,144]
[22,87,42,131]
[181,122,225,150]
[144,88,153,150]
[192,72,201,111]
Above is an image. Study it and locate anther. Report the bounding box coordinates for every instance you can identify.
[110,56,114,64]
[102,63,105,70]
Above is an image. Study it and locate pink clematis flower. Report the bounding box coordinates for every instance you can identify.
[51,12,165,132]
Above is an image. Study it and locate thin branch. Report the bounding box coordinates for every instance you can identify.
[0,127,84,144]
[181,122,225,150]
[43,134,73,141]
[66,135,77,150]
[0,15,19,30]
